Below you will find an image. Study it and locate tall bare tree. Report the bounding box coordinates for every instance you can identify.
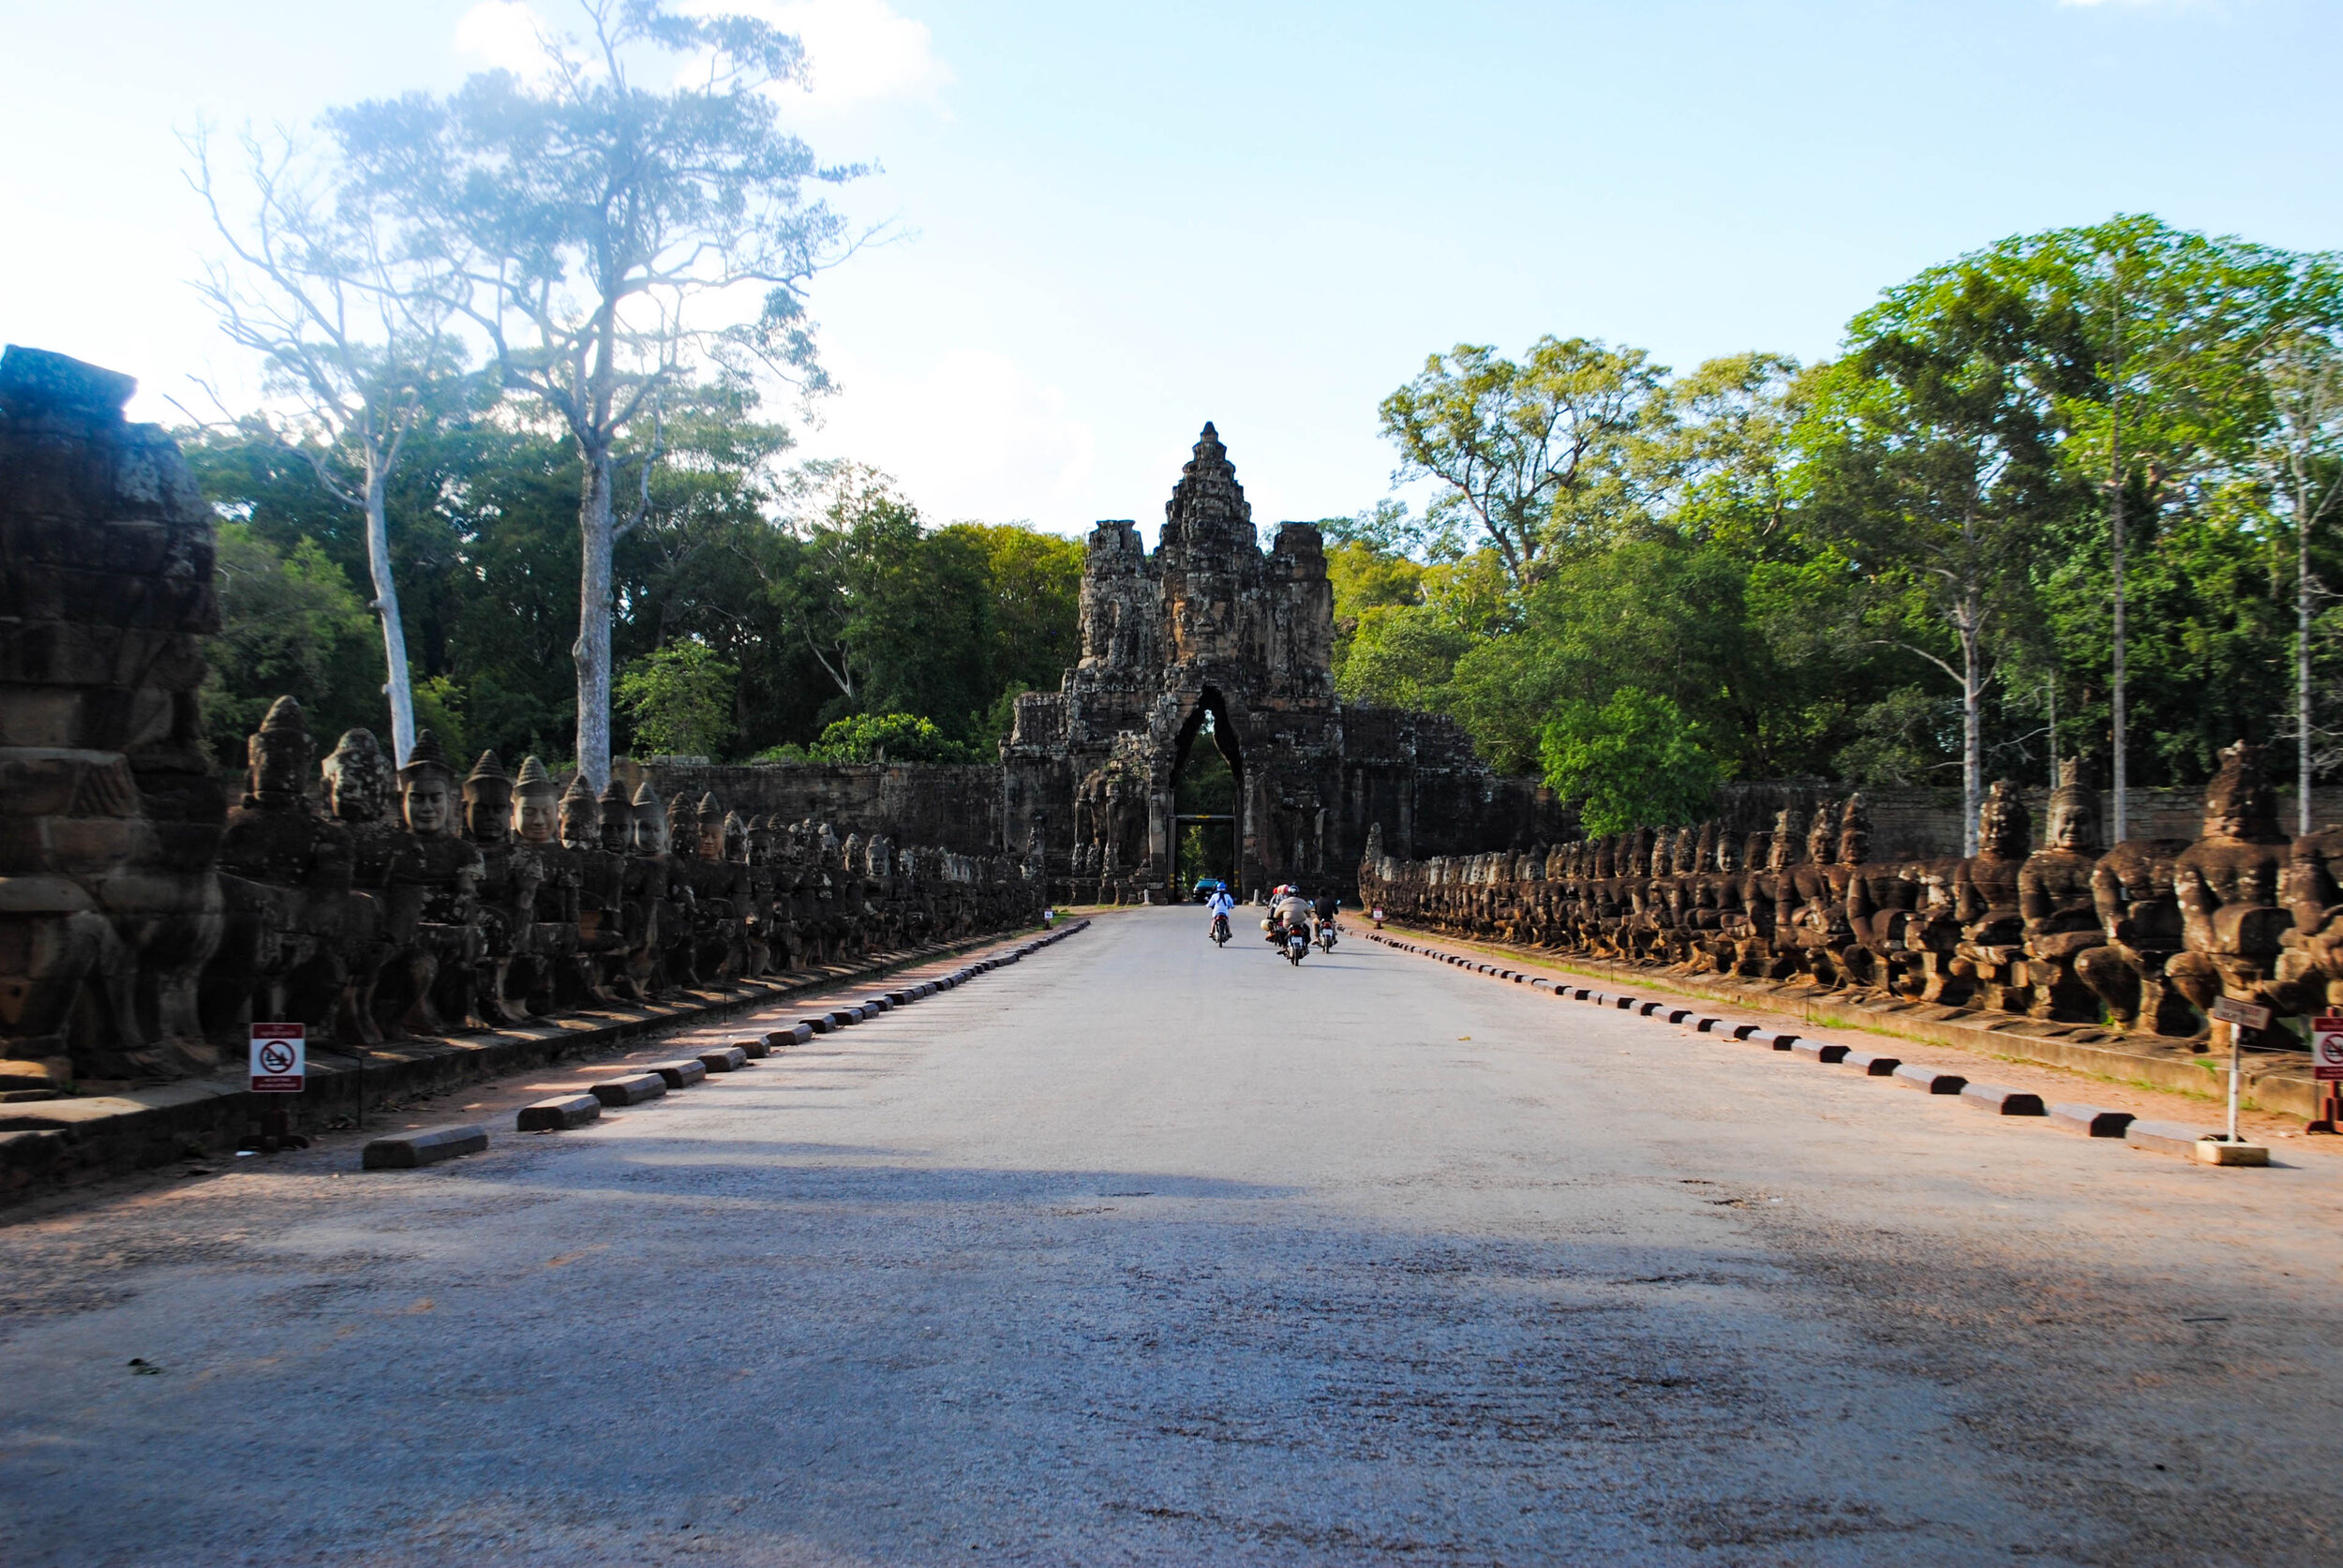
[331,0,860,786]
[2262,332,2343,830]
[187,125,463,765]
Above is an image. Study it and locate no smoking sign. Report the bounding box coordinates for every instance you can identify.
[2315,1015,2343,1084]
[249,1023,306,1093]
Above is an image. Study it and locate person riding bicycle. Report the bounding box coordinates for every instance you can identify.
[1204,886,1235,943]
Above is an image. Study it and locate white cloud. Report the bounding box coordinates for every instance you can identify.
[806,350,1094,526]
[458,1,947,112]
[454,1,560,78]
[738,0,952,113]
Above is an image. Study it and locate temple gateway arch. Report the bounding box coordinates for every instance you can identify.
[1002,424,1561,903]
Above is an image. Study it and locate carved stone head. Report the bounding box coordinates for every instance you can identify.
[667,794,697,859]
[1837,794,1872,867]
[599,779,633,854]
[1977,779,2032,859]
[1807,799,1839,866]
[1715,830,1744,874]
[321,728,394,824]
[1691,821,1716,875]
[2044,759,2100,856]
[559,776,600,849]
[1768,808,1806,871]
[696,794,726,860]
[245,695,313,810]
[1741,830,1770,873]
[463,751,512,844]
[511,756,559,844]
[634,784,671,855]
[2202,739,2282,843]
[724,811,750,863]
[397,730,458,840]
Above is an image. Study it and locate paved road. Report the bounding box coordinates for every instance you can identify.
[4,908,2340,1566]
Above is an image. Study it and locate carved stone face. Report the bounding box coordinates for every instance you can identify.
[513,791,558,844]
[247,727,310,804]
[634,802,670,855]
[1715,837,1742,874]
[322,732,393,824]
[465,782,512,844]
[559,791,597,850]
[1807,803,1838,866]
[1978,786,2030,859]
[2046,794,2100,855]
[2202,749,2278,842]
[600,799,634,855]
[1837,828,1869,867]
[404,774,453,838]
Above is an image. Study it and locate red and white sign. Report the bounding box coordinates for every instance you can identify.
[2314,1014,2343,1084]
[249,1023,306,1093]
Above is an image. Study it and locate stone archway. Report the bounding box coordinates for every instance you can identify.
[999,423,1566,904]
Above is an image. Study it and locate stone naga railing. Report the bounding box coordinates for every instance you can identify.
[1359,747,2343,1050]
[202,706,1044,1055]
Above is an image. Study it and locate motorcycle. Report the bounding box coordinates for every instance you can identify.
[1284,923,1309,965]
[1210,913,1231,947]
[1316,918,1338,953]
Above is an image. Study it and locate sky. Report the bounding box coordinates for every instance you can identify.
[4,0,2339,539]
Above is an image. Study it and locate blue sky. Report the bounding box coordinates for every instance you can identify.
[4,0,2337,535]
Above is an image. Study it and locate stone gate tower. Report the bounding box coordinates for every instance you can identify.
[1002,424,1560,902]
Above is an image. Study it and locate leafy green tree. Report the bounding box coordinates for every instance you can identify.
[329,0,861,789]
[805,712,977,764]
[616,640,739,758]
[1379,336,1666,586]
[1800,261,2082,850]
[201,524,380,765]
[1539,689,1721,837]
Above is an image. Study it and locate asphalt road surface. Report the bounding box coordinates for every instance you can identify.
[4,907,2340,1566]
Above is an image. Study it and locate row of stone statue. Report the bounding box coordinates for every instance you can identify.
[1359,741,2337,1044]
[203,696,1041,1047]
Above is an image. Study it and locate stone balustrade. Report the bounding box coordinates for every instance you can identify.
[1360,747,2339,1053]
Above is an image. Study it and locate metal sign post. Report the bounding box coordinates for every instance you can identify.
[2310,1013,2343,1134]
[2209,996,2273,1144]
[248,1023,306,1154]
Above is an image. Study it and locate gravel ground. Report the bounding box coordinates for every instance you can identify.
[1,906,2336,1567]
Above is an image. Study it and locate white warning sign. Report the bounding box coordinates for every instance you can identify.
[249,1023,306,1093]
[2315,1014,2343,1084]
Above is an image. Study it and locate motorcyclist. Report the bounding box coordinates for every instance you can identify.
[1268,887,1313,945]
[1204,886,1235,944]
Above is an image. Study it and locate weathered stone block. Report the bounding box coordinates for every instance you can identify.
[2048,1103,2134,1137]
[516,1096,601,1131]
[648,1059,708,1088]
[1893,1065,1968,1094]
[589,1073,667,1106]
[362,1124,488,1169]
[695,1046,747,1072]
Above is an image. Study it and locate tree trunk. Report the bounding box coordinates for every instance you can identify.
[2110,382,2129,844]
[574,448,618,791]
[1962,609,1982,859]
[363,463,418,765]
[2302,478,2316,836]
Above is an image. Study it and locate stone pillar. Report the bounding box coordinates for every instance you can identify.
[0,347,226,1083]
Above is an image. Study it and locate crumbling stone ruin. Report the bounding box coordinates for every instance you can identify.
[0,348,1041,1088]
[1004,424,1564,903]
[1359,740,2343,1053]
